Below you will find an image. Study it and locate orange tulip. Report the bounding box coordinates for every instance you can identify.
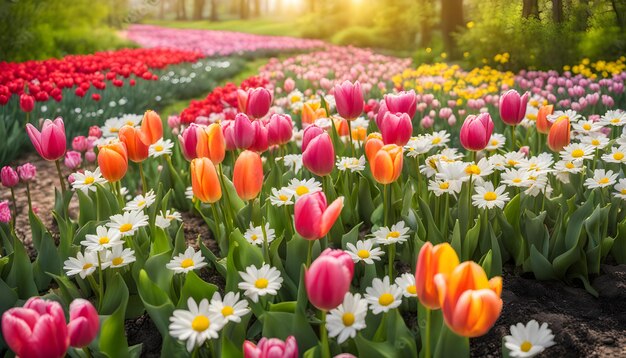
[415,242,460,309]
[369,144,403,184]
[196,123,226,165]
[190,158,222,203]
[141,110,163,144]
[536,105,554,134]
[233,150,263,201]
[98,141,128,182]
[301,102,327,125]
[364,133,383,162]
[333,117,350,137]
[118,125,149,162]
[434,262,503,337]
[547,115,570,152]
[351,125,367,142]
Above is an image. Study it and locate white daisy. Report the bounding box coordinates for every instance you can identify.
[404,136,431,157]
[427,130,450,147]
[269,187,295,207]
[504,320,555,358]
[286,178,322,199]
[101,117,124,137]
[436,161,470,182]
[281,154,303,173]
[394,273,417,298]
[107,210,149,236]
[560,143,594,162]
[599,110,626,127]
[472,182,510,209]
[336,156,366,172]
[169,297,225,352]
[516,153,553,174]
[614,179,626,200]
[102,245,136,269]
[155,209,183,229]
[166,246,208,274]
[465,158,494,178]
[503,152,526,168]
[485,133,506,151]
[81,226,123,252]
[489,154,507,171]
[120,114,143,127]
[501,168,532,188]
[185,186,194,200]
[554,159,584,174]
[72,168,107,192]
[524,174,551,197]
[572,119,603,135]
[209,291,250,324]
[371,221,411,246]
[584,169,618,189]
[124,190,157,211]
[602,146,626,164]
[244,223,275,246]
[149,138,174,158]
[580,134,610,150]
[427,179,462,197]
[63,251,99,279]
[364,276,403,314]
[547,109,581,124]
[326,293,368,344]
[345,239,384,264]
[238,264,283,303]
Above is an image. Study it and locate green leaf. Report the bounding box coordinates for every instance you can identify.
[529,245,556,280]
[177,270,218,308]
[433,325,469,358]
[6,234,38,298]
[137,269,175,336]
[341,222,363,249]
[417,196,443,244]
[77,190,96,226]
[99,274,130,358]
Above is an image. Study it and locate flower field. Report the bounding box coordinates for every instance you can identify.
[1,14,626,358]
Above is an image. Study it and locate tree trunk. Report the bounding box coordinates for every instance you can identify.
[240,0,249,19]
[160,0,165,19]
[193,0,205,20]
[419,0,432,47]
[552,0,563,23]
[275,0,282,13]
[522,0,539,19]
[441,0,464,58]
[253,0,260,17]
[612,0,626,29]
[210,0,219,21]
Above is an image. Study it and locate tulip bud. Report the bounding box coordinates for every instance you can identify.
[85,150,96,163]
[17,163,37,182]
[72,136,89,152]
[547,116,570,152]
[0,201,10,223]
[284,78,296,93]
[248,120,269,153]
[302,132,334,176]
[1,166,19,187]
[334,81,364,120]
[459,113,494,151]
[246,88,273,119]
[499,90,529,126]
[196,123,226,164]
[384,90,417,118]
[369,144,403,184]
[67,299,99,348]
[267,114,294,146]
[305,249,354,311]
[89,126,103,138]
[364,133,384,163]
[536,105,554,134]
[178,123,200,161]
[190,158,222,203]
[379,112,413,146]
[64,151,82,170]
[26,117,66,161]
[415,242,460,309]
[294,192,343,240]
[420,115,434,129]
[98,141,128,182]
[243,336,298,358]
[233,150,263,201]
[141,110,163,144]
[118,125,150,163]
[20,93,35,113]
[234,113,255,149]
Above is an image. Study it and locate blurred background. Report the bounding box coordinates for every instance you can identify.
[1,0,625,70]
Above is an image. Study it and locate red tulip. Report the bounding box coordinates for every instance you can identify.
[67,299,99,348]
[294,192,343,240]
[234,113,255,149]
[20,93,35,113]
[499,90,529,126]
[334,80,364,120]
[267,113,293,146]
[26,117,66,161]
[302,132,334,176]
[305,248,354,311]
[379,112,413,146]
[459,113,494,151]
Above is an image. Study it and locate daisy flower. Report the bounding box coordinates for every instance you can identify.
[503,320,555,357]
[364,277,403,314]
[120,114,143,127]
[427,130,450,147]
[554,159,584,174]
[149,138,174,158]
[169,298,225,352]
[72,168,107,192]
[238,264,283,303]
[336,156,366,172]
[101,117,124,137]
[501,168,532,188]
[488,154,507,171]
[599,110,626,127]
[405,136,431,157]
[345,239,384,264]
[547,109,581,124]
[371,221,411,246]
[436,161,470,182]
[63,251,99,279]
[517,153,553,174]
[485,133,506,151]
[560,143,594,161]
[525,175,551,197]
[394,273,417,298]
[584,169,618,189]
[614,179,626,200]
[572,119,603,134]
[472,182,510,209]
[286,178,322,199]
[124,190,157,211]
[465,158,494,178]
[427,179,462,197]
[185,186,194,200]
[209,291,250,324]
[102,245,136,269]
[107,210,149,236]
[244,223,275,246]
[281,154,303,173]
[269,187,294,207]
[503,152,526,168]
[166,246,208,274]
[326,293,368,344]
[155,209,183,229]
[602,146,626,164]
[580,134,610,150]
[81,226,123,252]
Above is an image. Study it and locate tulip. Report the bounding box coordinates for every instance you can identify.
[2,297,69,358]
[0,200,10,223]
[415,242,460,309]
[364,133,384,163]
[243,336,298,358]
[72,136,89,152]
[17,163,37,182]
[305,249,354,311]
[88,125,102,138]
[459,113,494,151]
[294,192,343,240]
[234,113,255,149]
[67,299,99,348]
[334,81,363,120]
[301,125,325,152]
[248,120,269,153]
[499,90,529,126]
[190,158,222,203]
[245,88,273,119]
[20,93,35,113]
[196,123,226,164]
[385,90,417,118]
[64,151,82,170]
[434,262,503,337]
[284,78,296,93]
[379,112,413,146]
[547,115,571,152]
[302,132,334,176]
[118,125,150,163]
[85,150,96,163]
[301,102,327,126]
[237,89,248,114]
[26,117,66,161]
[178,123,200,160]
[233,150,263,201]
[536,105,554,134]
[141,110,163,144]
[370,144,403,184]
[98,141,128,182]
[267,114,294,146]
[1,166,19,187]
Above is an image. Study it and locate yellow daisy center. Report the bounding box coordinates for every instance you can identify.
[250,234,258,242]
[378,293,395,306]
[512,178,522,183]
[154,145,164,152]
[583,123,591,130]
[571,149,585,158]
[255,278,269,289]
[507,160,518,166]
[407,285,417,295]
[83,263,93,270]
[520,341,533,353]
[342,312,355,326]
[98,237,110,245]
[611,118,620,124]
[484,192,498,201]
[357,249,370,259]
[138,200,146,207]
[591,139,600,146]
[432,137,441,144]
[466,164,481,175]
[598,177,610,184]
[191,315,210,332]
[490,139,498,145]
[221,306,234,317]
[386,231,400,239]
[295,186,309,196]
[565,162,575,169]
[126,121,135,126]
[84,176,95,184]
[110,127,119,133]
[112,257,124,266]
[439,182,450,190]
[614,152,624,160]
[278,194,288,201]
[119,223,133,233]
[180,258,195,268]
[621,189,626,195]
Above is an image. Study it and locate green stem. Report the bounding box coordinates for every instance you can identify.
[443,193,450,240]
[55,159,67,194]
[284,205,294,239]
[425,308,432,358]
[210,203,221,242]
[388,243,396,280]
[82,347,92,358]
[415,155,422,197]
[10,187,17,227]
[260,204,271,265]
[218,164,235,228]
[347,119,355,157]
[383,184,389,227]
[511,125,517,151]
[320,310,331,358]
[97,254,104,311]
[306,240,314,267]
[138,162,147,195]
[25,182,32,213]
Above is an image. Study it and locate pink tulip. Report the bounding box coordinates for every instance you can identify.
[168,115,181,129]
[17,163,37,182]
[0,200,10,223]
[459,113,494,151]
[72,136,89,152]
[284,78,296,93]
[334,80,364,120]
[384,90,417,118]
[26,117,66,161]
[178,123,200,160]
[234,113,255,149]
[1,166,19,187]
[302,132,334,176]
[267,114,293,146]
[499,90,529,126]
[305,249,354,311]
[2,297,69,358]
[221,120,237,150]
[243,336,298,358]
[88,126,102,138]
[85,150,96,163]
[301,124,325,151]
[447,114,457,126]
[294,192,343,240]
[64,151,82,170]
[420,115,434,129]
[246,88,273,119]
[67,299,99,348]
[379,112,413,146]
[248,120,269,153]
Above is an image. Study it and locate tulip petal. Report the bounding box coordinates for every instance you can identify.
[319,197,344,237]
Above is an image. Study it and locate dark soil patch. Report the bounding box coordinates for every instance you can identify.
[126,314,163,358]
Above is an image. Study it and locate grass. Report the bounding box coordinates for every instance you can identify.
[143,17,302,38]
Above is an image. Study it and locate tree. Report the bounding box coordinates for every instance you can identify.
[253,0,261,17]
[522,0,539,19]
[441,0,464,57]
[210,0,219,21]
[417,0,435,47]
[240,0,249,19]
[193,0,205,20]
[552,0,563,22]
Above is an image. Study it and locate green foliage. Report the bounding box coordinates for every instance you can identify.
[331,27,383,48]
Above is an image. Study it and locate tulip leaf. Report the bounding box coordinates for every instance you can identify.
[417,196,443,245]
[451,220,462,258]
[0,277,18,314]
[221,334,243,358]
[99,274,130,358]
[222,176,245,214]
[6,234,38,298]
[462,219,481,262]
[433,325,469,358]
[177,270,218,308]
[144,250,175,298]
[529,245,556,280]
[150,227,173,256]
[77,190,96,226]
[358,176,375,225]
[47,272,82,303]
[137,269,175,336]
[293,264,320,352]
[32,226,62,291]
[341,222,363,249]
